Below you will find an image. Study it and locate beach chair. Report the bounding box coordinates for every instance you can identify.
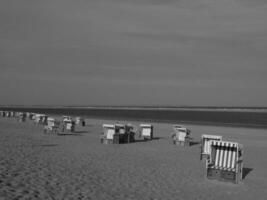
[28,113,35,120]
[10,111,15,118]
[44,117,60,134]
[140,124,153,140]
[6,111,10,118]
[125,124,135,143]
[40,115,48,125]
[18,112,26,122]
[62,119,75,133]
[101,124,116,144]
[75,117,85,126]
[172,125,191,146]
[200,134,222,160]
[206,141,243,184]
[34,114,44,124]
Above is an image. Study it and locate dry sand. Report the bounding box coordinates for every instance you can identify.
[0,117,267,200]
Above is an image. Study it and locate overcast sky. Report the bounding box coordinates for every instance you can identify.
[1,0,267,106]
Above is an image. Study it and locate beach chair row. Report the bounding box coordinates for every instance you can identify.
[1,110,244,184]
[0,111,85,134]
[101,123,153,144]
[100,123,243,184]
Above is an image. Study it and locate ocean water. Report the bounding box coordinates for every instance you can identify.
[1,107,267,128]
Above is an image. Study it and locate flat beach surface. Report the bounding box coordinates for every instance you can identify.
[1,117,267,200]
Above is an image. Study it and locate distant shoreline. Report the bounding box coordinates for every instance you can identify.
[1,105,267,112]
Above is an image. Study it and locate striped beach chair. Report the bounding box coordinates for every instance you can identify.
[200,134,222,160]
[140,124,153,140]
[206,141,243,184]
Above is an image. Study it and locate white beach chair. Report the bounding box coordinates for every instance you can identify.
[206,140,243,184]
[200,134,222,160]
[44,117,60,134]
[172,125,191,146]
[102,124,116,144]
[62,119,75,133]
[140,124,153,140]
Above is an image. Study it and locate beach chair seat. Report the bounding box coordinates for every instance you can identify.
[172,125,191,146]
[200,134,222,160]
[206,141,243,184]
[140,124,153,140]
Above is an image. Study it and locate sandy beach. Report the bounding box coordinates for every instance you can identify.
[0,117,267,200]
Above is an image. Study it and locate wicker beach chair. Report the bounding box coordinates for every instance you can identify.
[172,125,191,146]
[140,124,153,140]
[206,140,243,184]
[200,134,222,160]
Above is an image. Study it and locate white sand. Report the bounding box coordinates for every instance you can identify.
[0,117,267,200]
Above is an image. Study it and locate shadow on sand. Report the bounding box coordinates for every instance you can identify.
[189,140,201,146]
[134,136,163,143]
[242,167,253,179]
[74,131,90,134]
[40,144,58,147]
[57,133,82,136]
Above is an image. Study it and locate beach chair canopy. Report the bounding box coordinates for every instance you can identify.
[47,117,55,122]
[140,124,152,128]
[173,124,185,129]
[62,116,72,122]
[173,125,190,134]
[103,124,115,129]
[64,119,72,124]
